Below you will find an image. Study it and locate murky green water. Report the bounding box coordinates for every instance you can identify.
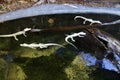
[0,13,120,80]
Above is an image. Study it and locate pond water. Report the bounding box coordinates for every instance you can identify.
[0,4,120,80]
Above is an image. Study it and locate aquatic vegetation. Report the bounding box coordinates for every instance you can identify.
[0,3,119,80]
[65,55,93,80]
[0,59,26,80]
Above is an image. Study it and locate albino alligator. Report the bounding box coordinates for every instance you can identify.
[20,43,64,49]
[74,16,102,25]
[0,28,31,41]
[65,32,86,49]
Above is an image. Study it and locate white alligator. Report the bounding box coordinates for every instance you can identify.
[65,32,86,49]
[20,43,64,49]
[74,16,102,25]
[0,28,31,41]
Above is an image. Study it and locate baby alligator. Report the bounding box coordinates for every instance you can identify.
[65,32,86,49]
[0,28,31,41]
[20,43,64,49]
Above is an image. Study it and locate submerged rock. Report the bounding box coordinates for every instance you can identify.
[81,52,120,73]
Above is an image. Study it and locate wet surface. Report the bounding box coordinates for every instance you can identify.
[0,1,120,80]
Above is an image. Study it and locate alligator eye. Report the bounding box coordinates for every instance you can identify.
[96,36,108,49]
